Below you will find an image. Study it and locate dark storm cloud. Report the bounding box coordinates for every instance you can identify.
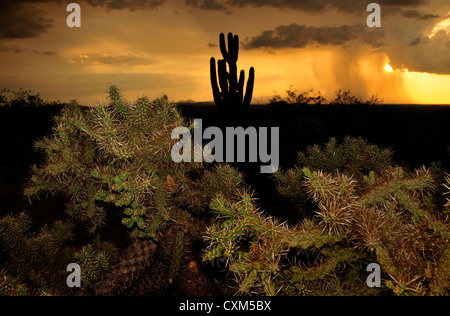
[0,2,54,39]
[0,43,57,55]
[221,0,428,13]
[184,0,226,11]
[0,0,165,39]
[402,9,439,20]
[245,24,384,49]
[85,0,164,11]
[42,50,58,55]
[408,37,422,46]
[0,0,435,40]
[226,0,325,13]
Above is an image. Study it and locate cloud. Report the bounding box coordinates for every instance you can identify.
[0,43,57,55]
[0,0,437,40]
[408,37,422,46]
[245,19,450,75]
[214,0,428,13]
[402,9,439,20]
[245,24,384,49]
[0,0,165,40]
[0,2,54,39]
[184,0,226,11]
[226,0,325,13]
[71,52,154,66]
[387,30,450,74]
[85,0,164,11]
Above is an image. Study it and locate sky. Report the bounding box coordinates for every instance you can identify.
[0,0,450,105]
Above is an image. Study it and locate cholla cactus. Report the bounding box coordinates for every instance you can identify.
[25,85,201,239]
[205,138,450,296]
[0,213,73,295]
[204,189,351,296]
[444,175,450,215]
[12,84,450,296]
[91,239,156,296]
[303,166,449,295]
[0,272,28,296]
[20,85,256,294]
[74,243,115,286]
[25,85,247,241]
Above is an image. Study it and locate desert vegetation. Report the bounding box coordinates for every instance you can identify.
[0,83,448,296]
[0,88,62,108]
[269,86,383,106]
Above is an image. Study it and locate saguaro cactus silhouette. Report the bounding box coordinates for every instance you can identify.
[210,32,255,112]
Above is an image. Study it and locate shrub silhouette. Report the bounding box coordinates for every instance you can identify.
[330,89,383,105]
[269,87,383,106]
[0,88,62,107]
[270,86,326,105]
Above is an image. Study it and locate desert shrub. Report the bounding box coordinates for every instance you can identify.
[270,86,326,105]
[0,88,62,107]
[329,89,383,105]
[269,87,383,106]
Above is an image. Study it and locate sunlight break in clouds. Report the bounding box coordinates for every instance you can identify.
[428,14,450,38]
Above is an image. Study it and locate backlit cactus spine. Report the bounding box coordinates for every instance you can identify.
[210,32,255,112]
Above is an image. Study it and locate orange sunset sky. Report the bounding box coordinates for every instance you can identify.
[0,0,450,105]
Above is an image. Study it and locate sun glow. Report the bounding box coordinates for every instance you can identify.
[428,16,450,39]
[385,64,393,72]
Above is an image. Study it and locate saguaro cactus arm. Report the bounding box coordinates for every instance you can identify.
[210,57,222,107]
[243,67,255,108]
[220,32,239,63]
